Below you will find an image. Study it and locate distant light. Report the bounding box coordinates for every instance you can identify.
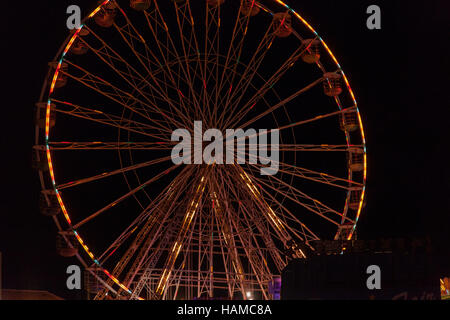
[246,292,253,299]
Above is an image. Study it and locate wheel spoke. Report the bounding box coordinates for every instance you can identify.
[224,38,317,129]
[50,98,172,138]
[61,60,185,131]
[238,149,363,190]
[245,165,355,225]
[233,105,358,144]
[54,155,172,190]
[46,141,174,151]
[232,75,326,130]
[72,163,182,229]
[218,9,286,128]
[95,166,196,299]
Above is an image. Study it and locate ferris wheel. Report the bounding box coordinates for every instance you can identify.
[34,0,367,300]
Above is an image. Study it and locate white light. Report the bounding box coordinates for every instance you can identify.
[246,291,252,299]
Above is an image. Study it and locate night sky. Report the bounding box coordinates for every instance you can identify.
[1,0,449,299]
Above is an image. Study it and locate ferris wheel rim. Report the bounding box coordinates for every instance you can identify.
[36,0,367,300]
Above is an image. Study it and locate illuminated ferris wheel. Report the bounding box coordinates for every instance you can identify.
[34,0,367,300]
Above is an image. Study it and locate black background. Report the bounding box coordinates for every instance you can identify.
[0,0,449,299]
